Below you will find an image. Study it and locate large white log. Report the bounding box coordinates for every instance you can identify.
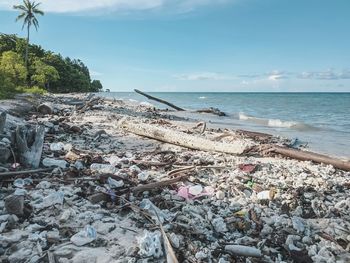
[118,119,248,155]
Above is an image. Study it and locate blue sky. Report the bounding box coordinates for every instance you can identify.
[1,0,350,92]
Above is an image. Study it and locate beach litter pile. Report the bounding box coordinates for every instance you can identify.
[0,93,349,262]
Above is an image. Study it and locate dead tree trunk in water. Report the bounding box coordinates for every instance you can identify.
[16,125,45,168]
[134,89,185,111]
[271,146,350,171]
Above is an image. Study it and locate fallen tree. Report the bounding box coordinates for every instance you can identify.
[118,118,249,155]
[270,146,350,171]
[134,89,185,111]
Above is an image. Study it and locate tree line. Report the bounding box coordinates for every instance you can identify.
[0,33,103,99]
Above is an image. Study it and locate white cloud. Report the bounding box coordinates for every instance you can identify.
[267,71,288,81]
[174,72,233,80]
[1,0,229,14]
[299,69,350,80]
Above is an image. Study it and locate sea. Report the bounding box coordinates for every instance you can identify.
[99,92,350,159]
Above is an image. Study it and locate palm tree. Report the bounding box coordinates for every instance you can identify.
[13,0,44,70]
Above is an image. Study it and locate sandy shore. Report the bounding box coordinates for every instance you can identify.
[0,93,349,263]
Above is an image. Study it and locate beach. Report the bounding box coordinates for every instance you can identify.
[0,93,350,262]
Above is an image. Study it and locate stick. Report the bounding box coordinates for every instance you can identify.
[236,129,272,141]
[119,119,248,155]
[134,89,185,111]
[271,146,350,171]
[131,175,188,193]
[0,168,53,180]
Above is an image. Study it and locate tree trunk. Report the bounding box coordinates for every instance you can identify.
[271,146,350,171]
[25,22,30,84]
[134,89,185,111]
[16,125,45,168]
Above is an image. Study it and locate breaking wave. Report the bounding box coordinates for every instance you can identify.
[238,113,317,131]
[199,96,207,99]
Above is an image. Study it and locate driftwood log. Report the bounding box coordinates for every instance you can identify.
[270,146,350,171]
[196,107,226,116]
[16,125,45,168]
[119,119,248,155]
[0,112,6,134]
[134,89,185,111]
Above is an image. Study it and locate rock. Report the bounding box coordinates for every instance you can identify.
[216,190,225,200]
[107,177,124,188]
[137,231,163,258]
[42,158,69,169]
[212,217,228,233]
[137,171,149,182]
[5,195,24,216]
[70,125,81,133]
[65,151,80,161]
[0,147,11,163]
[37,103,53,115]
[195,251,208,259]
[169,233,180,248]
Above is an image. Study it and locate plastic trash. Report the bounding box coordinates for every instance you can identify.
[137,231,163,258]
[70,225,97,246]
[139,199,172,223]
[33,191,64,209]
[14,188,27,196]
[90,163,118,174]
[42,158,68,169]
[50,142,65,151]
[13,178,33,188]
[177,185,214,200]
[107,177,124,188]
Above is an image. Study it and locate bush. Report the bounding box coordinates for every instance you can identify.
[17,86,47,95]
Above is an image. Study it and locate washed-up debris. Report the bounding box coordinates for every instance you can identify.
[71,225,97,246]
[0,93,349,263]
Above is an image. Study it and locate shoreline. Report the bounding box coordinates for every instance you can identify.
[0,93,349,262]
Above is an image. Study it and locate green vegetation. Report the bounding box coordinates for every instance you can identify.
[0,34,103,99]
[0,0,103,99]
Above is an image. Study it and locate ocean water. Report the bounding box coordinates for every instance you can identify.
[100,92,350,159]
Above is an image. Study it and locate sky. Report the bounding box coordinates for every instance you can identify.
[0,0,350,92]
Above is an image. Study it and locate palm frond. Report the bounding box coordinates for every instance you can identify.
[33,9,44,16]
[15,12,27,21]
[33,18,39,30]
[13,4,27,12]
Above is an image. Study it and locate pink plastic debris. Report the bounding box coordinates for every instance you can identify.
[239,164,257,173]
[177,185,214,200]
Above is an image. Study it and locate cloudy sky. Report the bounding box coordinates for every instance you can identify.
[0,0,349,92]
